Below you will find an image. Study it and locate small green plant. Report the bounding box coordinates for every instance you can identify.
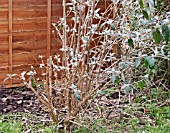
[0,121,22,133]
[0,114,22,133]
[0,113,56,133]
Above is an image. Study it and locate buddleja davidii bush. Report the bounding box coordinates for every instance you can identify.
[113,0,170,93]
[12,0,121,131]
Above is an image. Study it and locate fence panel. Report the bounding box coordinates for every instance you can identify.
[0,0,117,88]
[0,0,62,88]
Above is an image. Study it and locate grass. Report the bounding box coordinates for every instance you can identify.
[0,106,170,133]
[73,87,170,133]
[0,113,56,133]
[0,87,169,133]
[0,121,22,133]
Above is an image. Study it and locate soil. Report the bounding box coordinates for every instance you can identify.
[1,86,169,132]
[0,87,48,115]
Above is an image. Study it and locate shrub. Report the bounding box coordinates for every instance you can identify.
[6,0,169,132]
[16,0,119,131]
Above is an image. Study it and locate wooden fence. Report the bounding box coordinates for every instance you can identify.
[0,0,63,88]
[0,0,117,88]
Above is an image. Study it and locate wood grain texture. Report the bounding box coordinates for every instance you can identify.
[0,0,117,87]
[8,0,13,84]
[12,30,47,42]
[47,0,51,58]
[0,1,8,7]
[0,21,8,33]
[13,18,47,32]
[0,33,8,43]
[0,67,9,85]
[0,8,8,20]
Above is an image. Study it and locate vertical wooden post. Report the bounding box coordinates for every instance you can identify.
[62,0,67,66]
[8,0,13,84]
[47,0,51,59]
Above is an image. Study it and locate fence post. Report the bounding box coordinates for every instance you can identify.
[8,0,13,84]
[47,0,51,59]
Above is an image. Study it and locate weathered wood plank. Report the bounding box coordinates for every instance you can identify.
[0,19,48,33]
[12,41,47,52]
[12,0,47,6]
[0,74,9,85]
[12,30,47,42]
[0,54,8,64]
[12,50,47,65]
[13,18,47,32]
[0,1,8,7]
[13,8,47,19]
[8,0,13,84]
[0,33,8,43]
[0,8,8,20]
[0,20,8,33]
[47,0,51,58]
[0,43,8,53]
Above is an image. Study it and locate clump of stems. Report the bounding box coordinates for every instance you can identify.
[19,0,119,131]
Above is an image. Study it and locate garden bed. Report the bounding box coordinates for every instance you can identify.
[0,87,170,132]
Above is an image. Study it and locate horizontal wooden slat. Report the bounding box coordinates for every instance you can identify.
[0,8,8,20]
[12,30,47,42]
[13,50,46,62]
[0,49,47,65]
[52,0,63,4]
[16,0,65,5]
[12,0,47,6]
[0,20,8,33]
[12,41,47,52]
[13,18,47,32]
[0,63,47,84]
[12,8,61,20]
[0,53,8,64]
[12,63,41,71]
[0,1,8,7]
[52,4,62,17]
[0,65,8,71]
[0,43,8,53]
[0,33,8,43]
[51,38,62,47]
[0,41,48,54]
[0,83,24,89]
[13,7,47,19]
[0,69,9,85]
